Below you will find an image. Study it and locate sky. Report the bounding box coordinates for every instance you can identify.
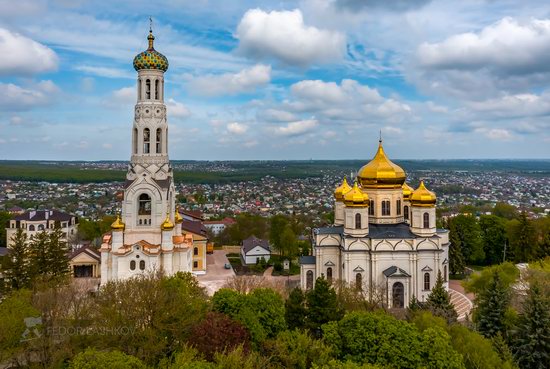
[1,0,550,161]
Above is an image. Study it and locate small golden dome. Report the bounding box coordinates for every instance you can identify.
[402,182,414,201]
[334,176,352,201]
[174,207,183,223]
[344,181,369,207]
[111,214,125,231]
[410,181,437,207]
[358,140,406,189]
[161,214,174,231]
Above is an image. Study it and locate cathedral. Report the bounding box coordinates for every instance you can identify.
[100,29,193,284]
[300,140,449,308]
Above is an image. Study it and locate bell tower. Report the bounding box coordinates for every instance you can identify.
[121,27,174,240]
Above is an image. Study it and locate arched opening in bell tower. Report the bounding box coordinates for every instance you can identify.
[137,193,152,226]
[156,128,162,154]
[146,79,151,99]
[143,128,150,154]
[133,128,138,154]
[155,80,159,100]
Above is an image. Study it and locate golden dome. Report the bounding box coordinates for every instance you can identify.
[402,182,414,201]
[357,140,406,189]
[410,181,437,207]
[344,181,369,207]
[111,214,125,231]
[334,176,352,201]
[161,214,174,231]
[174,207,183,224]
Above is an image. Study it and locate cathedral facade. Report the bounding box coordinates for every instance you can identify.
[300,140,449,308]
[100,30,193,285]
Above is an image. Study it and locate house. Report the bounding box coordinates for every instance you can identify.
[181,219,208,274]
[179,209,203,222]
[69,245,101,278]
[241,236,271,265]
[203,217,236,235]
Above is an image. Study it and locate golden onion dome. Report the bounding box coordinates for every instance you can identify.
[357,140,406,189]
[344,181,369,207]
[161,214,174,231]
[410,180,437,207]
[174,207,183,224]
[402,182,414,201]
[334,176,352,201]
[111,214,125,231]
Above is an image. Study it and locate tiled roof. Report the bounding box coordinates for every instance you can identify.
[14,209,73,222]
[242,236,270,254]
[299,255,316,264]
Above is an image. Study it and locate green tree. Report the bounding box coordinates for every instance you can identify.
[508,212,538,262]
[425,271,457,323]
[47,225,70,280]
[511,282,550,369]
[29,230,50,278]
[463,262,519,296]
[0,211,12,248]
[493,203,518,220]
[450,215,485,264]
[475,271,511,338]
[449,218,466,275]
[280,225,298,258]
[2,228,31,290]
[68,348,147,369]
[285,287,307,330]
[480,215,507,265]
[270,214,289,255]
[306,277,343,336]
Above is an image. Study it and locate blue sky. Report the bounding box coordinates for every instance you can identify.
[1,0,550,160]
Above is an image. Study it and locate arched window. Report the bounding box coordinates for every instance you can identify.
[28,225,35,231]
[369,200,374,216]
[444,265,448,282]
[194,247,198,256]
[193,261,198,268]
[424,272,430,290]
[155,79,159,99]
[392,282,404,308]
[145,79,151,99]
[404,205,409,220]
[327,267,333,284]
[355,213,361,229]
[138,194,151,216]
[156,128,162,154]
[423,212,430,229]
[139,260,145,270]
[130,260,136,271]
[306,270,314,290]
[397,199,401,215]
[138,79,142,100]
[133,128,138,154]
[38,224,44,231]
[143,128,150,154]
[356,273,363,291]
[382,200,391,216]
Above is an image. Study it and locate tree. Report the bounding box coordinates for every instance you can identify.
[475,271,511,338]
[0,211,12,248]
[280,225,298,258]
[479,215,507,265]
[511,282,550,369]
[270,214,289,255]
[463,262,519,296]
[425,271,457,323]
[285,287,307,330]
[2,228,31,290]
[449,218,466,275]
[68,348,147,369]
[188,312,250,361]
[29,230,50,278]
[306,277,343,336]
[450,215,485,265]
[508,212,538,263]
[46,225,70,281]
[493,203,518,220]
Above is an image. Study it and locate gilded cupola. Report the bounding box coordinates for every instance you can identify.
[410,181,437,207]
[357,140,406,189]
[344,181,369,207]
[334,176,352,201]
[174,207,183,224]
[111,214,125,231]
[161,213,174,231]
[133,30,169,72]
[402,182,414,201]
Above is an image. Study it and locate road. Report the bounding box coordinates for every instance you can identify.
[196,250,235,295]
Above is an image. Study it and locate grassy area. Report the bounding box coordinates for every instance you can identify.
[226,253,240,258]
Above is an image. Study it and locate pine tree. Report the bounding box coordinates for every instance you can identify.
[475,271,510,338]
[426,271,457,324]
[449,220,466,275]
[511,212,538,263]
[285,287,307,330]
[306,277,343,337]
[3,228,31,290]
[512,282,550,369]
[47,225,70,280]
[29,230,50,278]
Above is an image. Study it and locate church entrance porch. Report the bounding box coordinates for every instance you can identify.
[392,282,405,308]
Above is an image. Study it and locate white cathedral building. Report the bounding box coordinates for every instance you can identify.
[300,140,449,308]
[100,29,193,285]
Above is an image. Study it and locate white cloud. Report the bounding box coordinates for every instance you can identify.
[227,122,248,135]
[75,65,133,79]
[167,98,191,119]
[187,64,271,96]
[0,80,59,111]
[271,119,318,136]
[10,116,23,126]
[111,87,135,104]
[477,128,514,141]
[235,9,345,66]
[0,28,58,76]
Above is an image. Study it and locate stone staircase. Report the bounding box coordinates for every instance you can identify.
[449,289,473,321]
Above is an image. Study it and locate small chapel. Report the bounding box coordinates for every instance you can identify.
[300,140,449,308]
[100,29,193,284]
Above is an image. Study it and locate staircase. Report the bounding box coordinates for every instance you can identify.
[449,289,473,321]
